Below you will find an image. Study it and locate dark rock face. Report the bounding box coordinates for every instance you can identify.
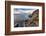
[25,9,39,27]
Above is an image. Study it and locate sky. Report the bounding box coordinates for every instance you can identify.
[14,8,37,14]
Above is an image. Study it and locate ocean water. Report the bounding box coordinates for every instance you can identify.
[14,13,29,21]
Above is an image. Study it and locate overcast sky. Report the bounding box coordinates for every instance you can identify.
[14,8,37,14]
